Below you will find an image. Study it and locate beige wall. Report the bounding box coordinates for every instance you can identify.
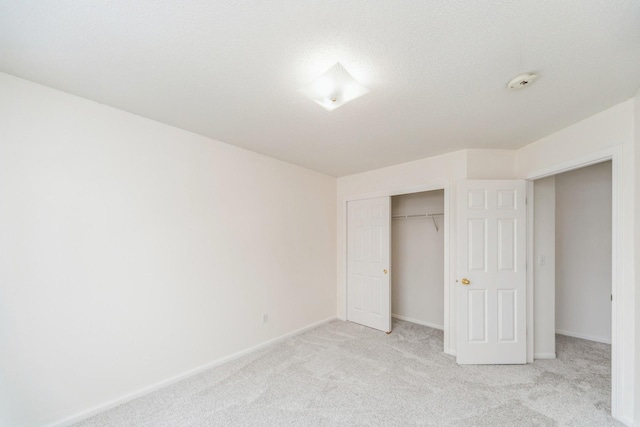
[0,73,337,427]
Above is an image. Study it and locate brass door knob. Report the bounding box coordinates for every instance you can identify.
[383,269,388,274]
[461,278,470,285]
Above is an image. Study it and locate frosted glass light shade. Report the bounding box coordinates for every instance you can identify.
[299,62,369,111]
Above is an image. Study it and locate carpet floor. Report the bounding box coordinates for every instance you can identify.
[76,319,620,426]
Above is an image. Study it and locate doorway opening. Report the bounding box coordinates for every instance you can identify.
[344,180,452,352]
[391,190,445,331]
[532,160,613,412]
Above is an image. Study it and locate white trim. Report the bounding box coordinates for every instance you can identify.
[556,330,612,345]
[343,180,449,202]
[609,146,623,420]
[443,182,452,356]
[392,314,444,330]
[47,316,337,427]
[534,353,556,359]
[618,415,634,427]
[523,147,617,180]
[524,145,622,421]
[526,181,535,364]
[342,179,453,356]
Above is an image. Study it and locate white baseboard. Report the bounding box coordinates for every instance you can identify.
[555,329,611,345]
[616,415,633,426]
[392,314,443,331]
[48,316,337,427]
[534,352,556,359]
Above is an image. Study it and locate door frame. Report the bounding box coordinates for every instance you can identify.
[525,146,622,419]
[342,179,453,354]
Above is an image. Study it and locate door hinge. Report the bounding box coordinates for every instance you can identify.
[611,294,613,301]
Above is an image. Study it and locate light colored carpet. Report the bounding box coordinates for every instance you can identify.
[76,319,620,426]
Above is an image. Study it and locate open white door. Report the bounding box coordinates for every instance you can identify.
[457,180,526,364]
[347,197,391,333]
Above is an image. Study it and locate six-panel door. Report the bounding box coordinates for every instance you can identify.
[457,181,526,364]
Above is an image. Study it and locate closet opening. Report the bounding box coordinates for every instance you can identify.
[532,160,612,413]
[344,180,451,353]
[391,190,445,331]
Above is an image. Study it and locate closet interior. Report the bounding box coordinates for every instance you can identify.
[391,190,444,330]
[533,160,612,358]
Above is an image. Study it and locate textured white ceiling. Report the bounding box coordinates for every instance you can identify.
[1,1,639,176]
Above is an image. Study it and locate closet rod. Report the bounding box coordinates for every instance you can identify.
[391,213,443,232]
[391,213,444,219]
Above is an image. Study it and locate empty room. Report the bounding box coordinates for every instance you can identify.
[2,1,640,426]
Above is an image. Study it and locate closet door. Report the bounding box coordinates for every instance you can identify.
[457,180,526,364]
[347,197,391,333]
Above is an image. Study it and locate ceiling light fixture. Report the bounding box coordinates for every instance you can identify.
[507,73,538,90]
[299,62,370,111]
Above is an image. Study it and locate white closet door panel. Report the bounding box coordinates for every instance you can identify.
[347,197,391,333]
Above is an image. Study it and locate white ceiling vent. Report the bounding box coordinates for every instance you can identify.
[507,73,538,90]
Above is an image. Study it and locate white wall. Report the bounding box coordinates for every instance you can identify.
[533,176,556,358]
[466,149,517,179]
[0,72,636,427]
[0,73,337,427]
[555,162,612,343]
[516,99,635,423]
[391,191,444,329]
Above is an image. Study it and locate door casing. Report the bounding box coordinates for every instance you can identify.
[525,146,623,420]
